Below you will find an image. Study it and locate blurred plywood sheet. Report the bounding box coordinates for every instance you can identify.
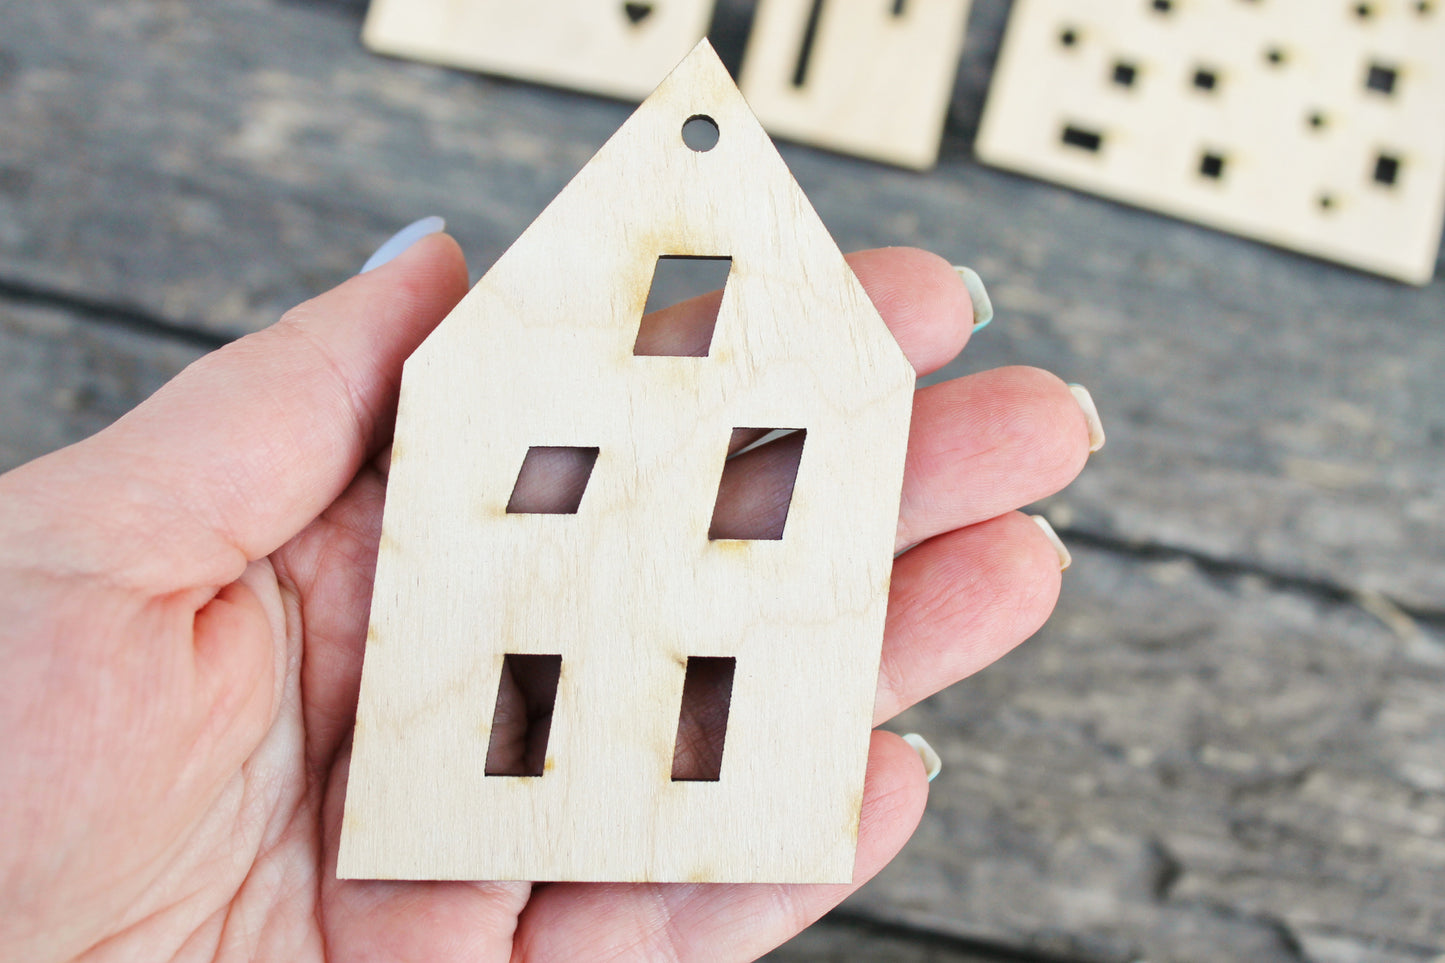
[362,0,715,101]
[739,0,972,170]
[976,0,1445,284]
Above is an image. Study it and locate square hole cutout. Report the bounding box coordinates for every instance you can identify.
[1374,152,1402,186]
[1112,61,1139,87]
[1365,62,1399,95]
[507,447,599,514]
[633,256,732,357]
[1199,151,1227,179]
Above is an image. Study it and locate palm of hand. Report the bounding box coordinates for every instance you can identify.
[0,236,1091,962]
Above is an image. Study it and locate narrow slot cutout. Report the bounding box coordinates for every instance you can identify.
[671,656,737,782]
[633,256,732,357]
[622,2,654,25]
[1365,62,1398,95]
[1061,124,1105,152]
[709,428,806,541]
[792,0,828,88]
[1373,153,1401,186]
[1193,67,1219,91]
[1199,151,1227,179]
[1112,61,1139,87]
[485,654,563,777]
[507,447,599,514]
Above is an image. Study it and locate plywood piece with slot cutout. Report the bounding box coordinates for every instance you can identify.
[739,0,973,169]
[975,0,1445,284]
[337,40,917,884]
[362,0,715,101]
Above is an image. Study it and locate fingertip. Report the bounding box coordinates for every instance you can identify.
[847,248,976,377]
[854,730,932,881]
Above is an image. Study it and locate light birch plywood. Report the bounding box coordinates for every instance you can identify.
[337,40,917,884]
[975,0,1445,285]
[738,0,973,170]
[361,0,716,101]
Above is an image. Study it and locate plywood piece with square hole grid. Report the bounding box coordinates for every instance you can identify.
[362,0,716,101]
[738,0,973,169]
[975,0,1445,284]
[337,40,917,884]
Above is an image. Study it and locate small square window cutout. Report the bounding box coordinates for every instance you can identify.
[1113,62,1139,87]
[1374,153,1402,186]
[1366,63,1398,95]
[1200,152,1227,179]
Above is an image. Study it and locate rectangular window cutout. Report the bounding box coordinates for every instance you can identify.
[633,256,732,357]
[507,446,599,514]
[485,654,563,777]
[671,656,737,782]
[1060,124,1104,153]
[708,428,805,541]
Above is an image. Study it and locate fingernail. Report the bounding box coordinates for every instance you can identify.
[902,733,943,782]
[361,216,447,274]
[1069,384,1106,453]
[1031,515,1073,571]
[953,265,994,332]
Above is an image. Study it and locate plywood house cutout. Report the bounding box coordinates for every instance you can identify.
[739,0,974,169]
[362,0,716,101]
[976,0,1445,284]
[338,41,916,885]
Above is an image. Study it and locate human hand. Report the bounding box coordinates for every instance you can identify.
[0,228,1097,962]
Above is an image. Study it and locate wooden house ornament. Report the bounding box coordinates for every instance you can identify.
[976,0,1445,284]
[338,41,917,884]
[362,0,717,101]
[739,0,975,170]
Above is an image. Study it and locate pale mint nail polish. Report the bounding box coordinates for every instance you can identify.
[952,265,994,332]
[361,216,447,274]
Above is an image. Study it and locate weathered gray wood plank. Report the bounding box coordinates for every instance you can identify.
[0,0,1440,610]
[860,544,1445,963]
[0,299,204,473]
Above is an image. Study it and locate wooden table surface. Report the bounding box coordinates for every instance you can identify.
[1,1,1442,960]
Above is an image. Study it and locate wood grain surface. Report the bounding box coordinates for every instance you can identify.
[339,42,916,884]
[0,0,1442,959]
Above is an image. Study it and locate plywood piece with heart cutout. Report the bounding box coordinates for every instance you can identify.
[738,0,974,169]
[976,0,1445,284]
[362,0,716,101]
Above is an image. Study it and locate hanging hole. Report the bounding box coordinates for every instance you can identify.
[682,115,720,152]
[634,256,732,357]
[1354,2,1373,17]
[1318,192,1338,211]
[670,656,736,782]
[485,654,563,777]
[1264,46,1287,66]
[1059,26,1080,46]
[1308,110,1328,130]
